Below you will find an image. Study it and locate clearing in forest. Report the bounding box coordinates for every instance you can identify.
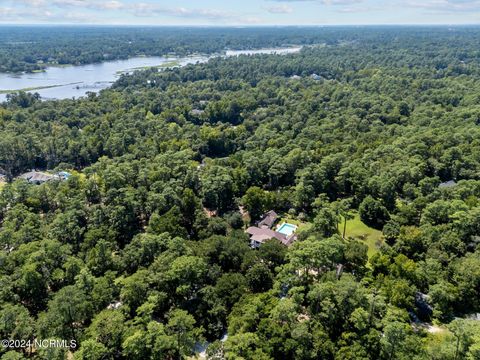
[340,212,383,258]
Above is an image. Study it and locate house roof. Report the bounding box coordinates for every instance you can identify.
[247,226,286,244]
[190,109,205,116]
[19,171,54,183]
[283,234,297,247]
[439,180,457,188]
[258,210,278,228]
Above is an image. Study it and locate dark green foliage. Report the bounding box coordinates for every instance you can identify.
[2,26,480,359]
[359,196,390,229]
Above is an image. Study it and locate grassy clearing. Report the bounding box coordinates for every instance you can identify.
[339,212,383,258]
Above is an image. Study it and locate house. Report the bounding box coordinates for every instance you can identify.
[18,171,55,184]
[247,226,286,248]
[247,226,297,248]
[190,109,205,116]
[247,210,297,248]
[439,180,457,188]
[258,210,278,228]
[310,73,322,81]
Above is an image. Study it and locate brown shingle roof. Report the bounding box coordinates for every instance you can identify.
[19,171,54,183]
[247,226,286,244]
[258,210,278,229]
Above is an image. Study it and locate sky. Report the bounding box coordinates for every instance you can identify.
[1,0,480,26]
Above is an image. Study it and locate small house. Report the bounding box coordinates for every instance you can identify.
[190,109,205,116]
[439,180,457,188]
[18,171,55,184]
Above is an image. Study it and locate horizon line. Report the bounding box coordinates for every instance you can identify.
[1,23,480,27]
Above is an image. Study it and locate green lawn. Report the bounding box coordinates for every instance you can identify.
[277,216,303,226]
[339,212,383,258]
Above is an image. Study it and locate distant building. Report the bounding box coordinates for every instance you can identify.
[439,180,457,188]
[290,75,302,80]
[190,109,205,116]
[18,170,71,184]
[310,73,322,81]
[18,171,55,184]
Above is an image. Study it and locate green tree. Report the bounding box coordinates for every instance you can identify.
[241,187,274,223]
[359,196,390,229]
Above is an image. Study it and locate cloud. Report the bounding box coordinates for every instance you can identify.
[2,0,260,24]
[0,5,85,23]
[14,0,46,6]
[264,4,294,13]
[405,0,480,12]
[12,0,125,10]
[51,0,124,10]
[320,0,363,4]
[131,4,236,20]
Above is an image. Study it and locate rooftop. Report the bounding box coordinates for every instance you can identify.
[19,171,55,183]
[246,226,296,246]
[258,210,278,229]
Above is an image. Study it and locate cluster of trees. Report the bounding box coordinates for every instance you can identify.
[1,27,480,359]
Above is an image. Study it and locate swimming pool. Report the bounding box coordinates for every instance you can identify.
[277,223,297,236]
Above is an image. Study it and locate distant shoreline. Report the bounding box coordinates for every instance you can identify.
[0,82,83,94]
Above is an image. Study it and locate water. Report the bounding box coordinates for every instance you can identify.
[0,55,206,102]
[277,223,297,236]
[0,47,301,102]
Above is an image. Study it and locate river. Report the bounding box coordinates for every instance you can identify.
[0,47,301,102]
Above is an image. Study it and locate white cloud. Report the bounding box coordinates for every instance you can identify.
[320,0,363,4]
[131,4,237,20]
[405,0,480,12]
[264,4,294,13]
[2,0,257,23]
[51,0,124,10]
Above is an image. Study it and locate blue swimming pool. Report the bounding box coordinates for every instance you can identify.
[277,223,297,236]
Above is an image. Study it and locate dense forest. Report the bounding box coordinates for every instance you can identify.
[1,26,343,73]
[1,27,480,359]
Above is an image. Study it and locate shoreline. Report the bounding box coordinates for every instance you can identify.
[0,82,83,94]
